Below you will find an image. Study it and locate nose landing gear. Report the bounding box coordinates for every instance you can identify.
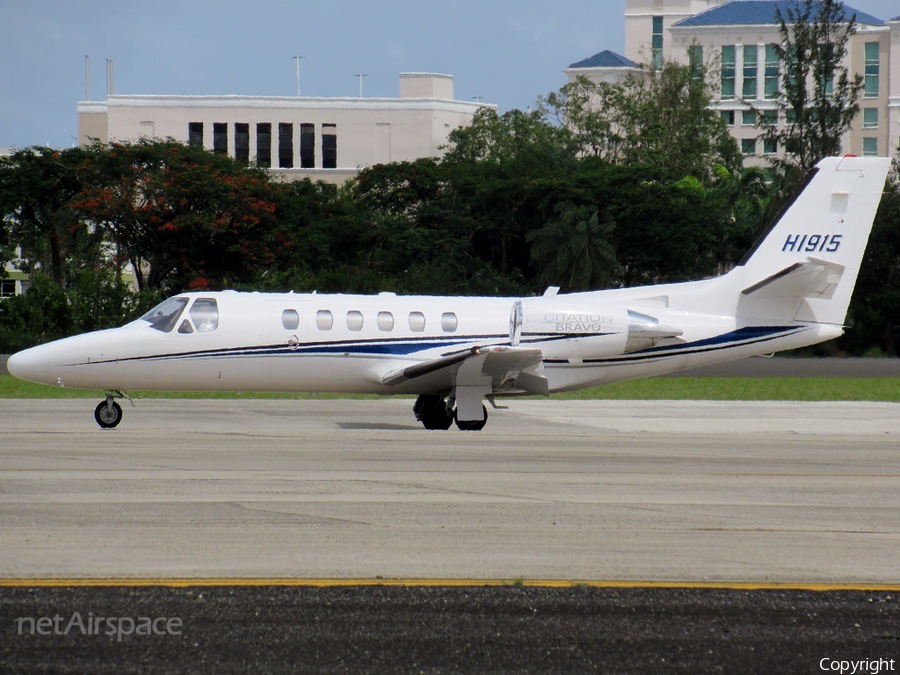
[93,391,131,429]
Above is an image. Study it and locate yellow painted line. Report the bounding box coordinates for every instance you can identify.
[0,578,899,591]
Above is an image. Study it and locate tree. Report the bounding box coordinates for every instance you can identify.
[75,140,285,293]
[527,201,619,292]
[840,157,900,355]
[0,147,102,289]
[538,64,742,179]
[756,0,863,171]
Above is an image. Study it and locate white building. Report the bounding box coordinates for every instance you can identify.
[569,0,899,163]
[78,73,491,184]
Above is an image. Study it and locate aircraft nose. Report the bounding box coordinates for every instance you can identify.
[7,344,53,385]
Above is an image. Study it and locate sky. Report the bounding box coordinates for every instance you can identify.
[1,0,898,149]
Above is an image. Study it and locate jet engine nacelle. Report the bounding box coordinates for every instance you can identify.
[510,298,630,360]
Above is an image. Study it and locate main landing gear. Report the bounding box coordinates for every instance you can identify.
[413,395,488,431]
[94,391,131,429]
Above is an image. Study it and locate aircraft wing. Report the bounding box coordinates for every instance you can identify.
[741,257,845,300]
[380,345,548,396]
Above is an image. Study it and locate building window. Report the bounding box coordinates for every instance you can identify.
[278,123,294,168]
[862,137,877,156]
[741,110,755,126]
[346,310,363,331]
[760,110,777,126]
[720,110,735,126]
[763,138,777,155]
[741,138,757,155]
[687,45,703,79]
[188,122,203,148]
[235,123,250,165]
[256,123,271,168]
[322,123,337,169]
[300,123,315,168]
[0,280,15,298]
[785,109,797,125]
[764,44,780,99]
[742,45,758,99]
[282,309,300,330]
[721,45,736,99]
[408,311,426,332]
[213,123,227,155]
[863,108,879,128]
[864,42,879,98]
[651,16,664,68]
[316,310,333,331]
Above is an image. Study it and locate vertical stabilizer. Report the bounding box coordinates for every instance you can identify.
[736,156,891,325]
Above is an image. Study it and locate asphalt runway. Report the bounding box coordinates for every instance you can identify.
[1,397,899,581]
[3,397,900,672]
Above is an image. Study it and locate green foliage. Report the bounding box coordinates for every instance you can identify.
[0,274,72,353]
[0,147,103,288]
[538,64,741,179]
[528,201,619,292]
[840,171,900,355]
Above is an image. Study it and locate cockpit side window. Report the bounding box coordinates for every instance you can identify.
[141,297,189,333]
[190,298,219,332]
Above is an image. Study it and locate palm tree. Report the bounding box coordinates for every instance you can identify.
[527,201,620,291]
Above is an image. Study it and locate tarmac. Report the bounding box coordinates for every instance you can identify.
[2,397,899,672]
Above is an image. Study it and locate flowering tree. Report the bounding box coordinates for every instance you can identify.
[76,140,286,292]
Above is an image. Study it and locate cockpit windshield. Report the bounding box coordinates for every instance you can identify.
[140,297,189,333]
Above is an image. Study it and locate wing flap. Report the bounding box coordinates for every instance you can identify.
[381,345,545,394]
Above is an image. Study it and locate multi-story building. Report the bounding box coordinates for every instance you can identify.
[77,72,490,184]
[569,1,899,163]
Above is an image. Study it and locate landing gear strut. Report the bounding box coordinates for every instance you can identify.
[413,395,453,430]
[94,390,130,429]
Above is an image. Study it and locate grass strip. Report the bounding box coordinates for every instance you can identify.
[1,375,898,402]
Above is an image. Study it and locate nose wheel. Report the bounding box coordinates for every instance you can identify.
[94,400,123,429]
[94,391,131,429]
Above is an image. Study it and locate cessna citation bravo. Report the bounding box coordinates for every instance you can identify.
[7,156,892,430]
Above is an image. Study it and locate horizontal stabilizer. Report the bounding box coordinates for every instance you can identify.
[741,257,845,300]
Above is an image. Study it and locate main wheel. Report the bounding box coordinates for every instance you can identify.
[94,400,123,429]
[413,395,453,430]
[455,405,487,431]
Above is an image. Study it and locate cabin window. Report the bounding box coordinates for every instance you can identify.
[282,309,300,330]
[141,297,189,333]
[316,310,333,330]
[376,311,394,331]
[190,298,219,332]
[346,310,364,331]
[177,319,193,334]
[408,311,426,332]
[441,312,458,332]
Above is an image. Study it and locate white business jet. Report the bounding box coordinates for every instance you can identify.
[7,156,892,430]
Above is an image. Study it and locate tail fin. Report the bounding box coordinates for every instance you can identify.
[735,156,891,325]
